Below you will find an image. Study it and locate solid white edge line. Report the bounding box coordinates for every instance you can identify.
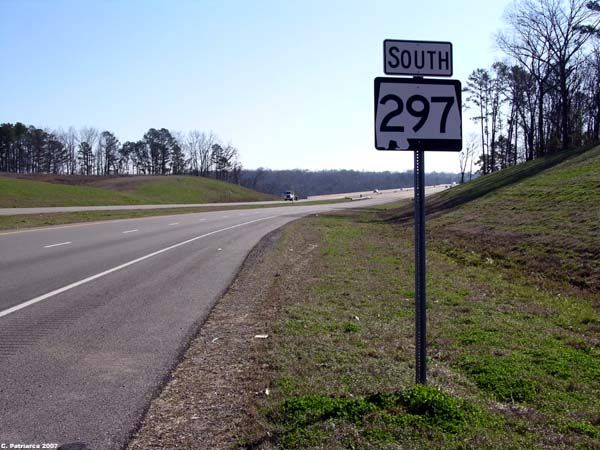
[43,241,72,248]
[0,216,276,319]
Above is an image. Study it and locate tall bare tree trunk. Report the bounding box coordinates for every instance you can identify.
[538,86,545,157]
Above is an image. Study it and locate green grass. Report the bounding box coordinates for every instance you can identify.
[246,145,600,449]
[427,145,600,292]
[124,176,276,204]
[272,384,486,448]
[0,176,137,207]
[0,174,276,207]
[388,143,599,221]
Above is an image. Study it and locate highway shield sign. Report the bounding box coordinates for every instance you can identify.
[374,77,462,151]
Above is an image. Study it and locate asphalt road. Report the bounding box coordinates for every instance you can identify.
[0,189,438,449]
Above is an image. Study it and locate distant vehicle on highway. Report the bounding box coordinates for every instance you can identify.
[284,190,298,201]
[373,189,381,194]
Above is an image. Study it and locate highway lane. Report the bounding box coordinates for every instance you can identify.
[0,191,422,449]
[0,210,277,313]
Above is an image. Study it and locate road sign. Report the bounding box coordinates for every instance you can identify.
[376,39,460,385]
[374,77,462,151]
[384,40,452,76]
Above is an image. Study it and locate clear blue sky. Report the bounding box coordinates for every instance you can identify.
[0,0,511,172]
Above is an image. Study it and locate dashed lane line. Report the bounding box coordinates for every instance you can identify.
[0,216,276,320]
[43,242,72,248]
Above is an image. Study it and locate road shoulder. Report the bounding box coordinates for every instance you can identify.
[127,218,319,449]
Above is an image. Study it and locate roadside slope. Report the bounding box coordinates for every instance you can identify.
[0,174,276,207]
[244,145,599,448]
[427,145,600,292]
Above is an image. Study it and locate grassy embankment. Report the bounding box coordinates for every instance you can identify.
[247,145,600,449]
[0,174,322,231]
[0,174,276,208]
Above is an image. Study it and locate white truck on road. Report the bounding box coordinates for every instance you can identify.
[284,191,298,201]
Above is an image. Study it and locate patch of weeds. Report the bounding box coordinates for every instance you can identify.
[460,355,537,403]
[277,376,299,397]
[402,289,415,298]
[342,322,360,333]
[362,426,397,444]
[564,420,600,439]
[273,385,485,446]
[279,426,329,449]
[437,244,486,267]
[431,287,471,306]
[279,394,377,426]
[394,384,478,432]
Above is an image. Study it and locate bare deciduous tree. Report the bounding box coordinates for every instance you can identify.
[459,134,478,183]
[499,0,600,151]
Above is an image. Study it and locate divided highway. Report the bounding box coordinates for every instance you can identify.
[0,190,436,449]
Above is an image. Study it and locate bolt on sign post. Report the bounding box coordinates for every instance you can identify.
[374,39,462,384]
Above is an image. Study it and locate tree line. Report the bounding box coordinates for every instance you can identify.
[239,168,460,198]
[0,123,242,183]
[463,0,600,175]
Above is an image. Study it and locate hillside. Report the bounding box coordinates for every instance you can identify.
[387,143,600,291]
[0,174,276,208]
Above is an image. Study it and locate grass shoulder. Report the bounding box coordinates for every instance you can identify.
[245,206,599,449]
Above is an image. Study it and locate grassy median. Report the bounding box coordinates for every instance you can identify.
[0,199,350,232]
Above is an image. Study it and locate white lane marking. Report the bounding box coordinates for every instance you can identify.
[198,218,207,221]
[122,229,139,234]
[43,241,72,248]
[222,215,229,218]
[0,216,276,320]
[168,222,179,226]
[0,211,215,236]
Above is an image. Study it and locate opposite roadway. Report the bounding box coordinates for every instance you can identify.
[0,188,439,449]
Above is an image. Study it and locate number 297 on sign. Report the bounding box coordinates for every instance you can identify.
[374,77,462,151]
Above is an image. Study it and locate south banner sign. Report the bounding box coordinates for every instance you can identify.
[384,39,453,77]
[374,77,462,151]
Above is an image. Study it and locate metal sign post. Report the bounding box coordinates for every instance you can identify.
[414,149,426,384]
[374,39,462,385]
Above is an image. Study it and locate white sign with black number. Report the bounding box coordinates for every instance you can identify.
[374,77,462,151]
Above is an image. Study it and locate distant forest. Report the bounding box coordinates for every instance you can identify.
[239,169,460,197]
[0,122,460,197]
[0,123,242,183]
